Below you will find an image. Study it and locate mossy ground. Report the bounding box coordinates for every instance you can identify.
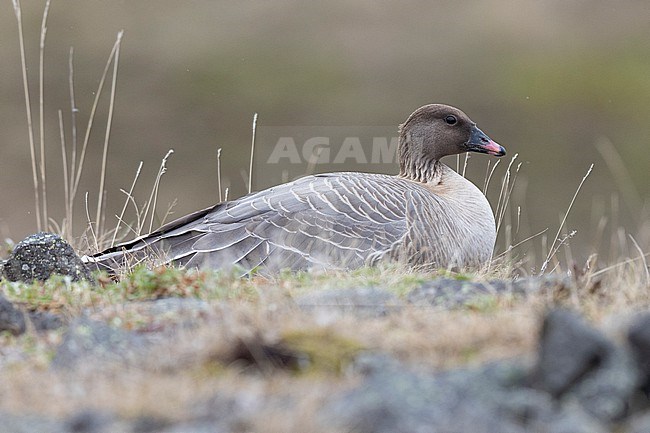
[0,260,647,430]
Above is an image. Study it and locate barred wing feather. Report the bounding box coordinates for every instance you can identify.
[88,172,420,274]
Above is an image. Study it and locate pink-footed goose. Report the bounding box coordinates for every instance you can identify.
[84,104,506,274]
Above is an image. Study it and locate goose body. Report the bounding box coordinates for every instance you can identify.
[85,104,506,274]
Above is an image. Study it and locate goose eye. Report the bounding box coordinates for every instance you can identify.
[444,115,457,125]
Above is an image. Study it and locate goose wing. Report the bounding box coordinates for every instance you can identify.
[89,172,421,274]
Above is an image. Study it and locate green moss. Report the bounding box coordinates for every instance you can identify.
[1,275,98,311]
[278,265,431,299]
[280,328,364,374]
[105,265,260,302]
[465,295,500,313]
[460,346,480,363]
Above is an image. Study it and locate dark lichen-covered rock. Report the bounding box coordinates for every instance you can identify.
[2,232,92,282]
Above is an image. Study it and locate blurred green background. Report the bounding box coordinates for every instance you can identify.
[1,1,648,269]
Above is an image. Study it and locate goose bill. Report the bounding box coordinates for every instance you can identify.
[466,126,506,157]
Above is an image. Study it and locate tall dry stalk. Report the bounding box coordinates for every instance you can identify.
[71,31,124,226]
[38,0,52,229]
[248,112,258,194]
[217,148,223,202]
[66,47,78,237]
[96,30,124,238]
[58,110,69,237]
[12,0,41,231]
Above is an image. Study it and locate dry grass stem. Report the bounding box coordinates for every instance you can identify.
[494,154,519,236]
[494,228,549,260]
[142,149,174,235]
[12,0,41,231]
[461,152,470,178]
[67,47,78,236]
[96,30,124,238]
[72,31,123,215]
[39,0,52,230]
[84,191,98,251]
[541,163,594,274]
[592,251,650,278]
[483,158,501,193]
[628,234,650,286]
[596,137,642,214]
[112,161,144,247]
[248,112,258,194]
[217,147,223,202]
[304,146,323,176]
[58,110,70,237]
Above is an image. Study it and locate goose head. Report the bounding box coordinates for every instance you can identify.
[398,104,506,182]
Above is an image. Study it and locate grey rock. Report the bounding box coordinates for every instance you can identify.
[569,345,640,422]
[0,294,26,335]
[154,421,227,433]
[27,310,65,331]
[64,410,144,433]
[52,317,148,369]
[188,390,268,433]
[0,409,215,433]
[323,354,606,433]
[85,298,211,336]
[295,287,403,318]
[628,312,650,384]
[529,309,640,423]
[67,410,116,433]
[131,298,212,330]
[531,309,612,397]
[0,294,64,335]
[130,415,171,433]
[625,411,650,433]
[133,297,210,315]
[0,411,66,433]
[2,232,92,282]
[406,276,558,309]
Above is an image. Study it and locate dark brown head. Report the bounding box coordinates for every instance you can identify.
[398,104,505,181]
